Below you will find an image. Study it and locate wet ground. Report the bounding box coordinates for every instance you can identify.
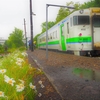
[27,50,100,100]
[35,63,100,100]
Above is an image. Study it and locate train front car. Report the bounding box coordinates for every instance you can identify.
[91,8,100,56]
[69,8,100,56]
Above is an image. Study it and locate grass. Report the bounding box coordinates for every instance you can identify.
[0,50,43,100]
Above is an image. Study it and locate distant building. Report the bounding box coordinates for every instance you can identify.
[0,38,6,45]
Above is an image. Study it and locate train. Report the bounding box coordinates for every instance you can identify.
[37,7,100,56]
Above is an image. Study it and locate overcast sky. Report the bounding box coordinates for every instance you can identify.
[0,0,89,39]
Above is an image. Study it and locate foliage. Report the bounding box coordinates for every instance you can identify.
[0,44,4,53]
[55,7,70,24]
[5,28,24,49]
[94,0,100,7]
[55,1,82,23]
[41,21,55,33]
[18,46,26,51]
[80,0,100,9]
[0,50,43,100]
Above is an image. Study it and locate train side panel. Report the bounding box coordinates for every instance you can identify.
[37,7,100,56]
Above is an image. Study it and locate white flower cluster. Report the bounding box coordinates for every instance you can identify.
[38,80,45,88]
[0,51,36,99]
[3,75,36,92]
[21,52,28,57]
[16,58,24,67]
[29,83,36,90]
[0,75,37,98]
[16,79,25,92]
[38,80,45,97]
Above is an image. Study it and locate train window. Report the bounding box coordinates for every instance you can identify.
[73,16,78,25]
[53,32,55,39]
[67,22,69,33]
[93,16,100,27]
[55,31,57,38]
[78,16,90,25]
[73,16,90,25]
[54,31,57,39]
[48,35,50,40]
[50,33,52,39]
[70,17,72,26]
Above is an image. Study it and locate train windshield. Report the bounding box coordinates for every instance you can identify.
[93,15,100,27]
[73,16,90,25]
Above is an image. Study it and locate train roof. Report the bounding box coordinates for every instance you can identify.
[71,7,100,16]
[38,7,100,39]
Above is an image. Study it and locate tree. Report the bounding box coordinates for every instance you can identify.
[94,0,100,7]
[41,21,55,33]
[80,0,100,9]
[6,28,24,48]
[55,7,70,24]
[0,44,4,53]
[55,1,82,24]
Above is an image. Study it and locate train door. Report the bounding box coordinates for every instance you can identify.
[92,15,100,49]
[60,24,66,51]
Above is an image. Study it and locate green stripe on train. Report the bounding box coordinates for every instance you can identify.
[39,40,59,46]
[66,36,92,43]
[38,36,92,46]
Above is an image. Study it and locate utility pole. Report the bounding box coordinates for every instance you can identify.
[30,0,34,51]
[24,18,27,49]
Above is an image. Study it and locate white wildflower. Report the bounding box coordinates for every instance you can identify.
[0,91,4,97]
[16,58,24,66]
[16,58,24,63]
[29,83,36,90]
[16,84,25,92]
[41,84,45,88]
[0,69,6,74]
[38,80,42,85]
[16,62,22,66]
[4,75,15,86]
[38,93,42,97]
[21,52,28,57]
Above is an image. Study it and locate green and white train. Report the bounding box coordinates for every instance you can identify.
[37,7,100,56]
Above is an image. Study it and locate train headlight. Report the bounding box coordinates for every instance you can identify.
[79,9,84,14]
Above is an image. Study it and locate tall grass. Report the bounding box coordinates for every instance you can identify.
[0,50,40,100]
